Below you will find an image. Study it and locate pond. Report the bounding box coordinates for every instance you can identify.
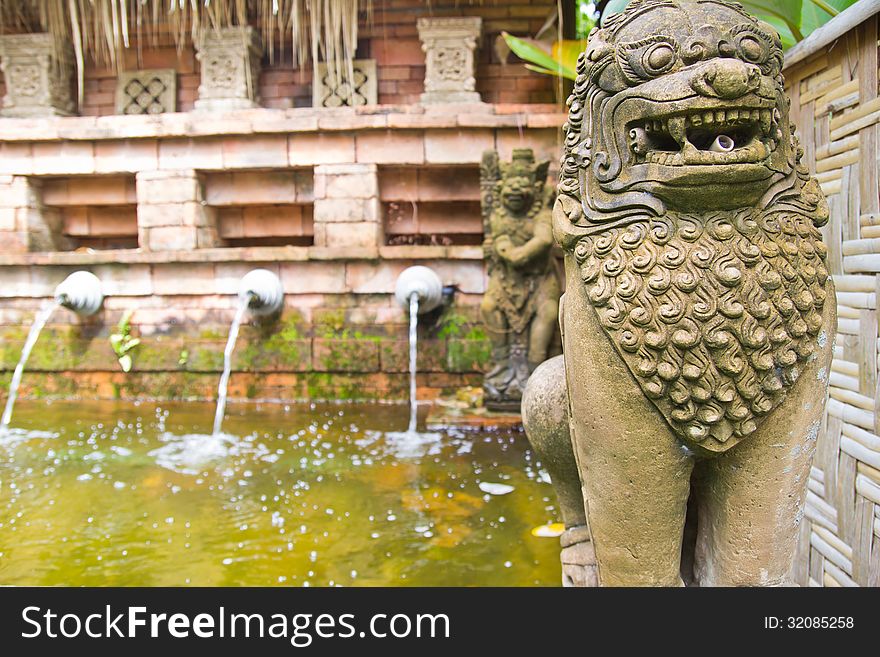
[0,400,561,586]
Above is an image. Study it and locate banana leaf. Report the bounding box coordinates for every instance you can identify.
[601,0,856,47]
[502,32,579,80]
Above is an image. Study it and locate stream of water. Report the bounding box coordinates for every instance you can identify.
[212,297,250,436]
[407,293,419,434]
[0,300,60,431]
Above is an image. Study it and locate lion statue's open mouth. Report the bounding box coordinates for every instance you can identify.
[629,103,776,166]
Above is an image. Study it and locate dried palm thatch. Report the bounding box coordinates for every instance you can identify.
[0,0,370,103]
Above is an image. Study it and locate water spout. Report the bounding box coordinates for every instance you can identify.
[239,268,284,317]
[394,266,443,315]
[2,271,103,432]
[213,269,284,436]
[709,134,735,153]
[54,270,104,316]
[394,266,443,433]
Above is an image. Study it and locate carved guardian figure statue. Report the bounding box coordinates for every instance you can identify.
[480,148,560,411]
[522,0,835,586]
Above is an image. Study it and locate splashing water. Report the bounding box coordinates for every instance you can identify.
[0,400,560,586]
[1,300,60,431]
[212,296,251,436]
[407,292,419,434]
[383,293,442,456]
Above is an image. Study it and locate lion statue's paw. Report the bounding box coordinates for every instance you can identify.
[560,525,598,587]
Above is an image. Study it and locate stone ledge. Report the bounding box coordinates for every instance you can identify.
[0,104,565,142]
[0,244,483,266]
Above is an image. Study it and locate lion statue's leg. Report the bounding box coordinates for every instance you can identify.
[692,298,835,587]
[561,264,695,586]
[522,354,597,587]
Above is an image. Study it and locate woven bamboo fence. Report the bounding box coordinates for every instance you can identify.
[784,0,880,587]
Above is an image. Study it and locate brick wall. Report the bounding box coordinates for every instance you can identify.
[367,0,558,104]
[5,0,558,116]
[0,255,490,402]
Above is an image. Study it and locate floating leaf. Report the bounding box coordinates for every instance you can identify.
[531,522,565,538]
[479,482,515,496]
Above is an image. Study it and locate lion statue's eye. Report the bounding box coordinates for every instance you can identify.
[617,35,678,83]
[729,24,773,67]
[646,44,676,72]
[738,35,764,63]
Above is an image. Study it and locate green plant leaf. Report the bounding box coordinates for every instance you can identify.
[525,63,578,80]
[801,0,856,37]
[119,354,132,373]
[553,39,587,71]
[109,334,123,348]
[602,0,631,22]
[502,32,577,79]
[600,0,854,45]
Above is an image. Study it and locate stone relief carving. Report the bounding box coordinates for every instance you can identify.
[194,26,262,110]
[418,17,482,104]
[0,33,75,118]
[116,69,177,115]
[523,0,835,586]
[313,59,377,107]
[480,148,559,411]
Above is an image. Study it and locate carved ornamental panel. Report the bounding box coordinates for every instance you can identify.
[115,69,177,114]
[313,59,377,108]
[194,26,262,110]
[0,33,75,118]
[417,17,482,104]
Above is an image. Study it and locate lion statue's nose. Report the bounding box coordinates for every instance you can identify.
[692,59,761,99]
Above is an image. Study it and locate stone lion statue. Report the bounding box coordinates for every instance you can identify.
[522,0,835,586]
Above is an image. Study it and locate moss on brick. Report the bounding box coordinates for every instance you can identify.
[237,313,307,371]
[447,338,492,372]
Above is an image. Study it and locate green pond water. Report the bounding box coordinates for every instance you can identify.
[0,400,561,586]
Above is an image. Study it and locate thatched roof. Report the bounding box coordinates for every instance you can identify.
[0,0,371,100]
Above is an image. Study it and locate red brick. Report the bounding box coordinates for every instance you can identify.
[356,130,425,164]
[378,81,399,95]
[396,80,424,95]
[86,206,138,237]
[373,39,423,66]
[424,129,494,164]
[241,205,306,237]
[62,207,89,236]
[44,175,136,206]
[381,66,412,81]
[288,133,355,166]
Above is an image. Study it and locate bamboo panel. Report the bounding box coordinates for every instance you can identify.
[815,79,860,115]
[786,8,880,587]
[816,134,860,160]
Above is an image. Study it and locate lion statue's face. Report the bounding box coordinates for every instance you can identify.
[565,0,794,217]
[553,1,834,453]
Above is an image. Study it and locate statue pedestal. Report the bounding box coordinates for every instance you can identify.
[425,392,523,430]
